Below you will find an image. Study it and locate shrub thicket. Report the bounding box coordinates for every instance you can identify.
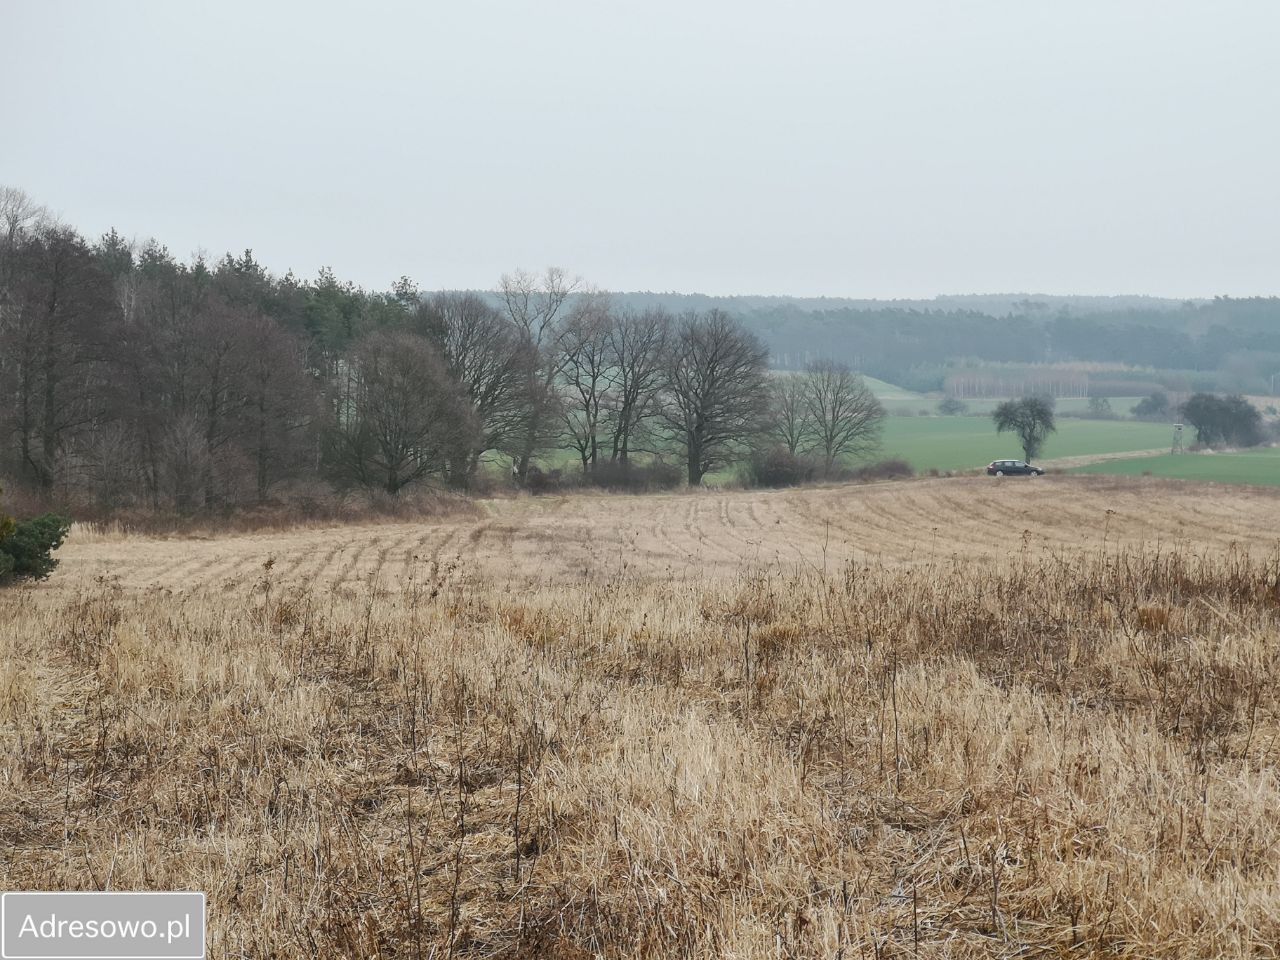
[1086,396,1116,419]
[1132,391,1172,420]
[585,461,684,492]
[740,447,818,488]
[847,457,915,482]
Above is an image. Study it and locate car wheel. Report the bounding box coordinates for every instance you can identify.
[995,470,1004,476]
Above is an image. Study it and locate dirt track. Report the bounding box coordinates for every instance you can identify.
[50,475,1280,593]
[1038,447,1167,469]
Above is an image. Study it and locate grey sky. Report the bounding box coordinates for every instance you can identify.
[3,0,1278,298]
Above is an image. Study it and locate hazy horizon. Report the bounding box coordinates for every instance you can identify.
[4,0,1278,300]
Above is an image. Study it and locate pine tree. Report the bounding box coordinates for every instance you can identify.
[0,484,71,583]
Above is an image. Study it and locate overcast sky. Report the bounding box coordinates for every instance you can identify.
[3,0,1278,298]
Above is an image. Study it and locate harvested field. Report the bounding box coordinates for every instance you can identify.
[3,475,1280,957]
[49,475,1280,591]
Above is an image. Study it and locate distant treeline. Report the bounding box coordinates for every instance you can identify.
[745,304,1280,394]
[602,293,1280,395]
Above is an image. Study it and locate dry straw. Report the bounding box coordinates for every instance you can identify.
[3,478,1280,957]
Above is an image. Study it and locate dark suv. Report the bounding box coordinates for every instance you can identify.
[987,459,1044,476]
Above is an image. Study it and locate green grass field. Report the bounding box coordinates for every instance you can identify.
[531,416,1174,478]
[1072,446,1280,487]
[878,417,1172,473]
[528,375,1174,478]
[860,375,925,401]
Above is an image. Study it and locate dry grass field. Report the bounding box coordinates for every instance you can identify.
[49,475,1280,590]
[3,475,1280,957]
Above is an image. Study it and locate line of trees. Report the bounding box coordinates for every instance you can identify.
[5,187,873,511]
[765,362,885,473]
[714,298,1280,395]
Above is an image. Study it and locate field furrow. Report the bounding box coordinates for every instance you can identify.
[47,476,1280,594]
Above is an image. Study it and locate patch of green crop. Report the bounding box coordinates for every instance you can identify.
[1073,448,1280,487]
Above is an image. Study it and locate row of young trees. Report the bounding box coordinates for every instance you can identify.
[336,290,781,491]
[0,187,886,512]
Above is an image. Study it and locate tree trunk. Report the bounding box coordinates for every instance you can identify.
[203,358,222,509]
[38,305,58,493]
[255,402,269,502]
[686,440,702,486]
[18,360,38,488]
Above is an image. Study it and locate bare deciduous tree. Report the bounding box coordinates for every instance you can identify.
[605,307,670,466]
[768,373,811,455]
[420,291,534,488]
[328,332,478,494]
[0,228,118,493]
[559,292,613,473]
[801,360,884,472]
[158,413,210,512]
[660,310,770,485]
[498,267,580,482]
[106,243,206,509]
[0,186,49,249]
[236,313,315,501]
[192,300,249,508]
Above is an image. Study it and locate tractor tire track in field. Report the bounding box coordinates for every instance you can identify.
[716,496,782,562]
[786,492,882,564]
[335,534,380,586]
[429,526,461,565]
[700,497,764,565]
[193,553,260,592]
[919,492,1017,555]
[687,498,750,566]
[152,551,217,589]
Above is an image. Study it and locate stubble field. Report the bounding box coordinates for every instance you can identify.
[3,475,1280,957]
[49,475,1279,590]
